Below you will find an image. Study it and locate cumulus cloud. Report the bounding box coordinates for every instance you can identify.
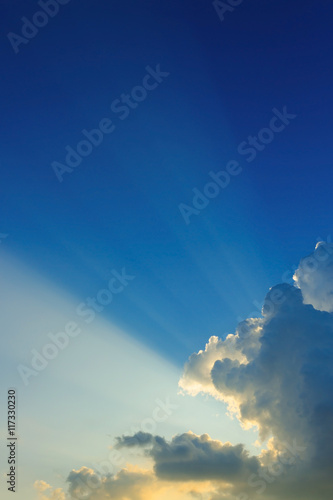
[62,429,305,500]
[66,467,101,499]
[180,243,333,498]
[116,431,260,482]
[115,430,155,448]
[64,464,221,500]
[34,481,52,493]
[294,241,333,312]
[34,480,66,500]
[37,243,333,500]
[66,465,155,500]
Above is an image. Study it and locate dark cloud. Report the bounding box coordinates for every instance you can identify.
[66,466,154,500]
[42,243,333,500]
[116,431,260,482]
[115,431,155,448]
[66,467,101,499]
[153,432,261,482]
[180,243,333,498]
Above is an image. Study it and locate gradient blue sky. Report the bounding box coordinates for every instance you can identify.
[2,0,333,361]
[1,2,333,498]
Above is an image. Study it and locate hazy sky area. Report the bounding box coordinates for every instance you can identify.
[1,1,333,499]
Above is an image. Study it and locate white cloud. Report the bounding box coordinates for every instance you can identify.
[37,243,333,500]
[179,243,333,498]
[294,241,333,312]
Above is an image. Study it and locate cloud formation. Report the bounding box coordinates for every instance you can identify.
[65,464,217,500]
[37,243,333,500]
[116,431,260,482]
[66,466,154,500]
[294,241,333,312]
[34,480,66,500]
[180,242,333,498]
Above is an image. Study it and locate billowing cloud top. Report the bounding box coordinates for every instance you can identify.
[38,243,333,500]
[179,242,333,498]
[294,241,333,312]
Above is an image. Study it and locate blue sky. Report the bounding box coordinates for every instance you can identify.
[1,1,333,499]
[2,0,333,362]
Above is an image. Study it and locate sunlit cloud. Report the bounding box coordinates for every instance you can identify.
[40,243,333,500]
